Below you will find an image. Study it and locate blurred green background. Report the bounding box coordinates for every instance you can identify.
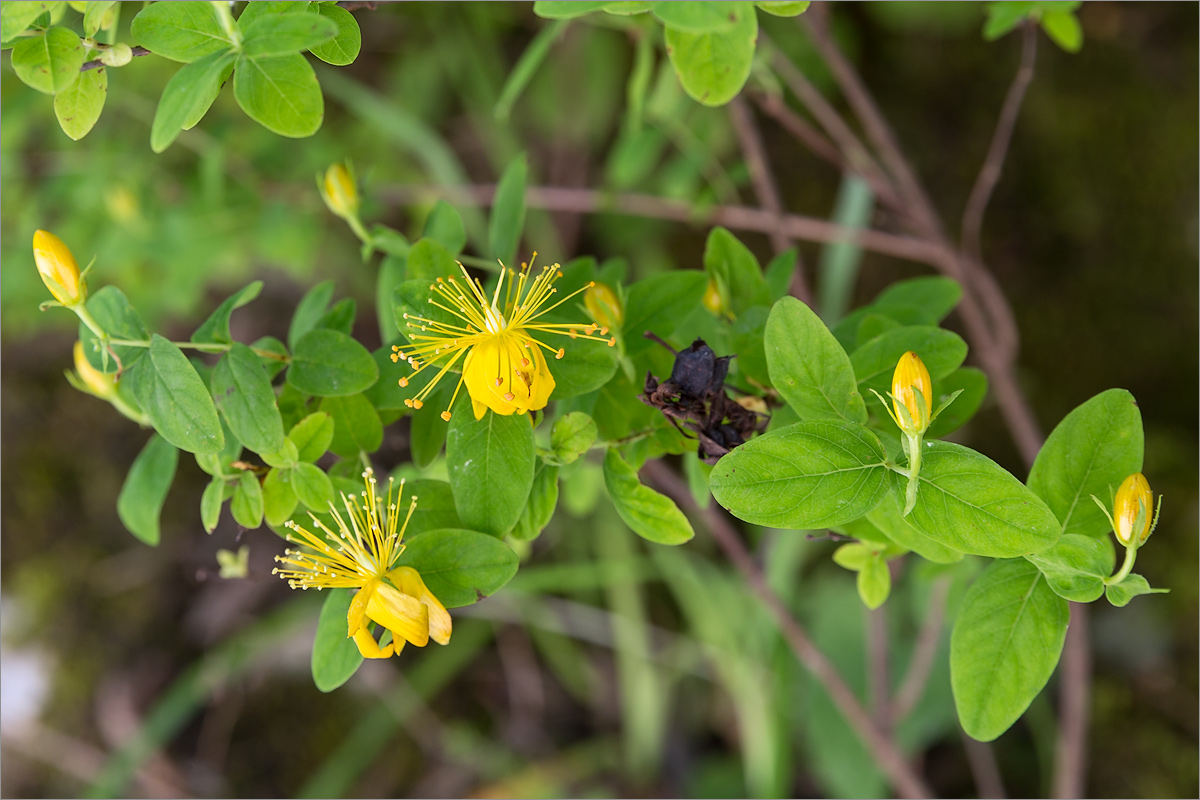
[2,2,1195,797]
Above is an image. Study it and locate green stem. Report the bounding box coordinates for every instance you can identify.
[105,338,290,362]
[74,304,107,341]
[347,214,371,244]
[210,0,242,47]
[903,433,922,515]
[1104,544,1137,586]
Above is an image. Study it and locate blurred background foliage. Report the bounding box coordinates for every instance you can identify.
[1,2,1196,798]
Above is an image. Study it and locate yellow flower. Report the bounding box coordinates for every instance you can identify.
[891,350,932,436]
[33,229,85,306]
[319,162,359,221]
[584,281,623,330]
[701,278,723,315]
[273,468,451,659]
[392,254,615,421]
[1113,472,1156,545]
[73,340,117,399]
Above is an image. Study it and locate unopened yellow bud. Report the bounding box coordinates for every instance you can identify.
[583,282,623,330]
[320,162,359,220]
[1113,472,1154,545]
[891,351,932,435]
[702,278,723,315]
[735,395,769,415]
[33,230,85,306]
[73,340,117,398]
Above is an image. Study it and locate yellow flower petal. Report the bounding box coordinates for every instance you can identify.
[33,229,84,306]
[389,566,452,646]
[346,579,377,638]
[1113,472,1154,545]
[352,627,395,659]
[367,581,430,647]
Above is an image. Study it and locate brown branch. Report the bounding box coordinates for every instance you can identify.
[750,91,846,173]
[1053,603,1091,798]
[377,183,945,266]
[81,46,151,71]
[727,96,814,305]
[866,605,891,734]
[960,728,1008,799]
[961,22,1039,265]
[890,577,950,724]
[640,460,934,799]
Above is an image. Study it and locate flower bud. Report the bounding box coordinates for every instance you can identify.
[1113,472,1154,545]
[320,162,359,221]
[99,43,133,68]
[33,230,85,306]
[891,351,932,435]
[702,278,723,315]
[73,340,117,398]
[584,282,623,330]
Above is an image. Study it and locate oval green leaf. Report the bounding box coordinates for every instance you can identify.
[850,325,967,395]
[211,342,286,455]
[904,441,1060,558]
[293,461,336,512]
[1024,533,1114,603]
[709,419,889,529]
[117,434,179,545]
[402,479,462,538]
[150,49,236,152]
[53,62,106,140]
[231,470,265,529]
[240,10,336,57]
[951,558,1069,742]
[11,27,83,94]
[232,51,323,137]
[446,404,535,537]
[511,462,559,542]
[603,448,694,545]
[1027,388,1143,538]
[488,153,527,266]
[288,328,378,397]
[395,528,520,608]
[308,3,360,66]
[311,588,364,692]
[765,296,867,423]
[130,2,234,63]
[320,394,383,457]
[263,467,299,526]
[287,411,334,462]
[77,286,150,373]
[128,335,225,454]
[663,3,756,107]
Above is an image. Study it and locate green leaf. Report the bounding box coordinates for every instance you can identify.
[925,367,988,439]
[363,346,408,411]
[422,201,466,255]
[850,325,967,395]
[857,555,891,609]
[240,10,336,56]
[488,153,527,266]
[764,297,867,423]
[866,487,963,564]
[1,2,60,41]
[130,1,234,63]
[77,286,149,373]
[873,276,962,324]
[260,438,299,470]
[510,462,559,542]
[951,559,1069,742]
[117,434,178,545]
[622,271,709,357]
[308,2,360,65]
[11,26,83,94]
[405,237,460,282]
[231,470,265,528]
[320,394,383,457]
[150,49,237,152]
[292,461,335,512]
[532,1,609,19]
[396,528,520,607]
[709,420,889,529]
[1105,573,1168,607]
[664,2,757,107]
[494,17,567,121]
[288,329,379,397]
[53,62,105,140]
[410,380,452,469]
[252,336,289,380]
[82,1,116,37]
[288,411,334,462]
[237,0,310,28]
[195,418,242,477]
[311,588,363,692]
[652,2,741,33]
[233,51,324,137]
[315,297,355,336]
[263,467,299,526]
[550,411,597,465]
[1040,8,1082,53]
[546,331,619,399]
[764,248,796,300]
[904,442,1061,558]
[756,1,810,16]
[446,404,535,537]
[1025,533,1114,603]
[192,282,263,345]
[288,280,333,350]
[128,335,225,455]
[402,479,462,537]
[211,343,286,455]
[603,448,694,545]
[832,542,873,571]
[200,476,225,533]
[703,227,770,316]
[1027,388,1143,539]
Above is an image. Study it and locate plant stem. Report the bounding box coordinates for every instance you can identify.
[1104,544,1137,586]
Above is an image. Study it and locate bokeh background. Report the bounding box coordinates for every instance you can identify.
[2,2,1196,797]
